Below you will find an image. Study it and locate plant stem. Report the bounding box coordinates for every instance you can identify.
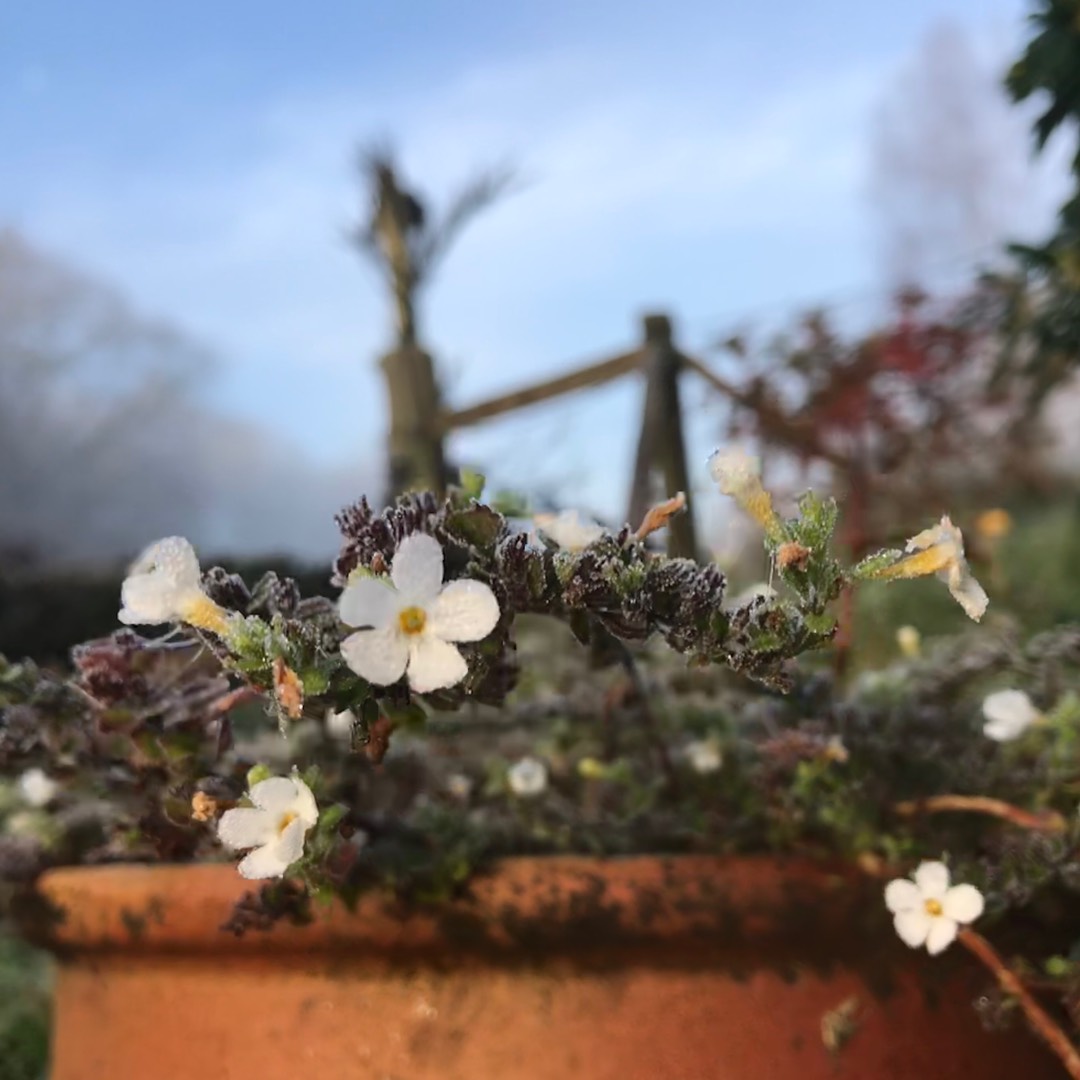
[958,928,1080,1079]
[609,635,680,794]
[893,795,1067,833]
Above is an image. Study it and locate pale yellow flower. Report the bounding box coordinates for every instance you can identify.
[872,516,988,621]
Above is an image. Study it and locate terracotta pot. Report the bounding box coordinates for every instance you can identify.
[37,856,1062,1080]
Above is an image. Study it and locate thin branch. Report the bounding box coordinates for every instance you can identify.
[893,795,1067,833]
[606,631,680,794]
[958,928,1080,1080]
[208,685,263,718]
[418,166,517,277]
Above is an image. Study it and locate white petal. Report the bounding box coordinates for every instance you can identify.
[943,884,984,924]
[983,716,1026,742]
[914,861,950,899]
[118,576,181,624]
[894,909,932,949]
[249,777,301,815]
[339,576,398,629]
[272,815,309,868]
[428,579,500,642]
[983,690,1038,730]
[407,636,468,693]
[289,774,319,827]
[341,627,410,686]
[391,533,444,602]
[237,842,292,880]
[217,807,276,851]
[884,878,922,914]
[129,537,202,588]
[948,565,989,622]
[533,510,605,551]
[926,917,958,955]
[708,447,760,497]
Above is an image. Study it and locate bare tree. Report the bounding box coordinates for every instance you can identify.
[351,147,514,497]
[868,21,1030,289]
[352,147,515,350]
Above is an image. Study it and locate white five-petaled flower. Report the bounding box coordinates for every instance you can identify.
[18,768,59,808]
[982,689,1041,742]
[508,756,548,797]
[118,536,230,634]
[338,533,500,694]
[885,861,984,955]
[685,738,723,774]
[533,509,606,552]
[217,772,319,880]
[902,516,988,622]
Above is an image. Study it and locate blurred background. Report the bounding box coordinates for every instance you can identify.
[2,0,1080,653]
[6,4,1080,1077]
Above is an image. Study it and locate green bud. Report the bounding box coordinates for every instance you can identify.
[246,763,273,789]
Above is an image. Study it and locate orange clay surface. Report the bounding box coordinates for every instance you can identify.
[37,856,1063,1080]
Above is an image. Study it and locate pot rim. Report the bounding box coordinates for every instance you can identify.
[35,853,875,958]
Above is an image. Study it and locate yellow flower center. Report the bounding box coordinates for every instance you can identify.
[277,811,298,836]
[398,606,427,636]
[924,898,943,917]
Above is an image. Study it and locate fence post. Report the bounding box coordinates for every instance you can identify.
[380,344,448,500]
[627,313,698,558]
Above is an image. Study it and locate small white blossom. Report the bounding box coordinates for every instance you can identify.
[685,738,723,774]
[18,769,59,808]
[903,516,988,622]
[508,756,548,797]
[338,534,500,694]
[446,773,474,800]
[982,689,1041,742]
[708,447,761,497]
[533,509,605,551]
[885,861,984,955]
[217,772,319,880]
[118,536,229,633]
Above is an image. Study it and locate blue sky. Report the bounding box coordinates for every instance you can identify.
[0,0,1066,548]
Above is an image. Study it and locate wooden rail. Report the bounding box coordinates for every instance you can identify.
[439,349,644,431]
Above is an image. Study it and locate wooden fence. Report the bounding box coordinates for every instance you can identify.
[381,311,755,558]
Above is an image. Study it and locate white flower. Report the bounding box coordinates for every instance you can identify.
[446,773,473,800]
[708,447,761,497]
[118,536,230,634]
[18,769,59,808]
[685,738,723,774]
[508,756,548,797]
[903,516,988,622]
[982,689,1041,742]
[217,772,319,880]
[885,861,984,955]
[338,533,500,694]
[533,509,605,551]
